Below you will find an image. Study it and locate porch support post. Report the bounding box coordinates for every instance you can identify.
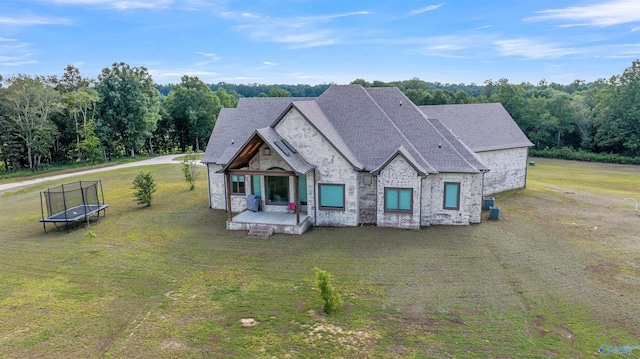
[225,172,232,222]
[294,174,300,225]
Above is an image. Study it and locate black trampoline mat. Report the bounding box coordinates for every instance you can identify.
[41,204,109,222]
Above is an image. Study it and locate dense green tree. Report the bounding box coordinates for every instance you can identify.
[595,60,640,156]
[258,85,291,97]
[95,62,161,157]
[0,75,61,170]
[350,78,371,87]
[66,87,100,161]
[214,87,238,110]
[164,75,220,151]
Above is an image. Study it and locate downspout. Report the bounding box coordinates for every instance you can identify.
[207,164,212,209]
[419,175,423,228]
[480,168,486,219]
[524,147,530,189]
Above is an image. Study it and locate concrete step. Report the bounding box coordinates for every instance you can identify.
[248,225,273,239]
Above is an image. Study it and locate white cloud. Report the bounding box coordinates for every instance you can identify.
[0,37,17,42]
[0,60,39,66]
[525,0,640,27]
[39,0,173,10]
[292,72,324,80]
[406,4,443,17]
[263,62,277,66]
[0,15,72,26]
[194,51,221,60]
[494,38,577,59]
[222,10,370,48]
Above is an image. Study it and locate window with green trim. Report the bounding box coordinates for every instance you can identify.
[318,184,345,210]
[443,182,460,210]
[231,175,245,194]
[385,188,413,212]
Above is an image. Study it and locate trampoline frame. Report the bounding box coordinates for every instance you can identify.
[39,180,108,232]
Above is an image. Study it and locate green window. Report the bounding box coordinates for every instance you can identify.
[443,182,460,210]
[231,175,245,194]
[298,175,308,205]
[252,175,261,197]
[266,176,288,205]
[385,188,413,212]
[318,184,345,210]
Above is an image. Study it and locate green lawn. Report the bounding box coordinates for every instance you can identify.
[0,159,639,358]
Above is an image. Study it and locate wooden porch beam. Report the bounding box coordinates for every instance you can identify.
[227,169,296,177]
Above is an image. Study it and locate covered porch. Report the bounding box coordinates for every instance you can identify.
[227,210,312,235]
[219,127,316,236]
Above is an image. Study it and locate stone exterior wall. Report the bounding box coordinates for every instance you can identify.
[358,173,377,224]
[480,147,529,195]
[421,172,483,225]
[275,109,359,227]
[208,164,226,210]
[376,155,421,229]
[207,163,250,213]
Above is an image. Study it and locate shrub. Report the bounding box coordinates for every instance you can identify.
[181,148,200,190]
[132,170,157,206]
[314,267,343,314]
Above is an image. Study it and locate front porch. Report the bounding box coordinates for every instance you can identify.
[227,210,312,235]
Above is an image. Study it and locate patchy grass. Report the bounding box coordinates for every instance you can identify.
[0,159,639,358]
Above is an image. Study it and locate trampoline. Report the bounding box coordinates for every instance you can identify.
[39,180,108,232]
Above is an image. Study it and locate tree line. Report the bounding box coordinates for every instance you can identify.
[0,62,240,172]
[2,60,640,172]
[352,60,640,159]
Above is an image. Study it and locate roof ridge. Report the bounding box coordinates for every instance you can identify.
[361,87,432,170]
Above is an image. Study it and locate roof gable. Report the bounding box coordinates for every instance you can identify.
[371,145,429,176]
[202,97,313,164]
[220,128,314,175]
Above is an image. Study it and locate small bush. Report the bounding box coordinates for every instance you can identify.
[132,170,157,206]
[181,148,200,190]
[314,267,343,314]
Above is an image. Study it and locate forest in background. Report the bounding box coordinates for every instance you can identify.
[2,60,640,173]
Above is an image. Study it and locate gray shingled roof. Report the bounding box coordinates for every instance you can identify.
[364,86,483,173]
[202,97,313,164]
[290,101,364,170]
[255,128,315,175]
[203,85,501,174]
[419,103,533,152]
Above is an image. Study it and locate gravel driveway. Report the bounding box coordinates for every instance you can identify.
[0,155,185,194]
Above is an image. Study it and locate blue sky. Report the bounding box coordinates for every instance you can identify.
[1,0,639,85]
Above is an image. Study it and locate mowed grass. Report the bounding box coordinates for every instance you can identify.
[0,159,639,358]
